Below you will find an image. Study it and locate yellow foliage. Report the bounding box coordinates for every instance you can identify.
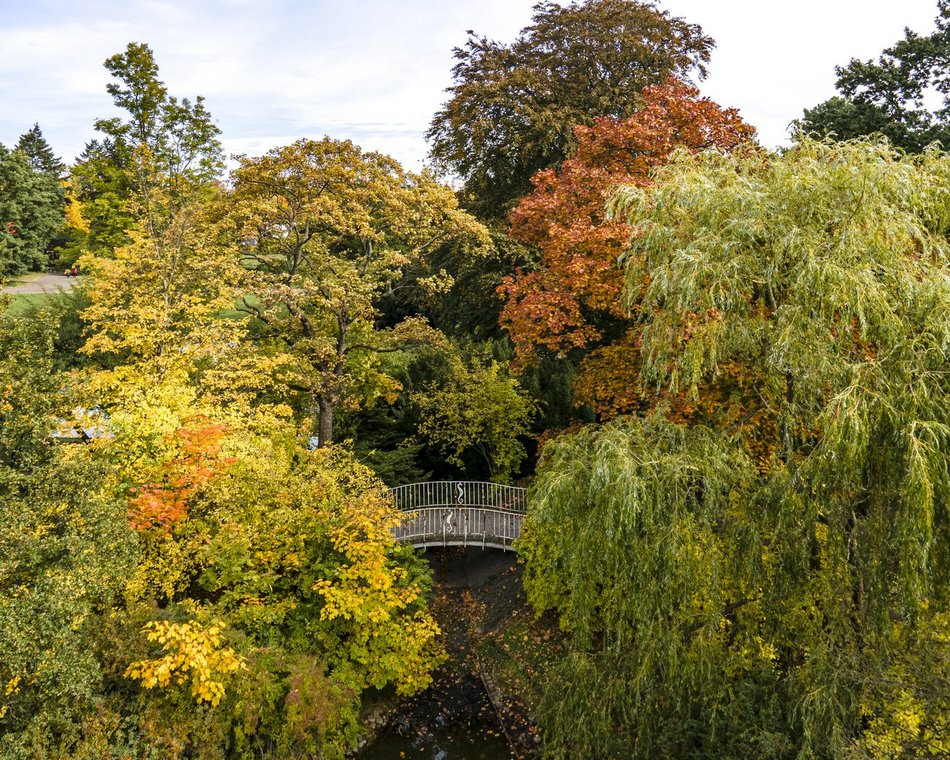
[125,620,245,706]
[62,180,90,233]
[312,480,445,694]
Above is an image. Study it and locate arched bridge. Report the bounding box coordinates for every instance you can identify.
[389,481,526,551]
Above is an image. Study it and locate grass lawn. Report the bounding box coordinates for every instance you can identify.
[4,292,57,316]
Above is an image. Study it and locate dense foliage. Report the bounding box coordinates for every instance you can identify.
[1,44,451,760]
[799,1,950,152]
[412,348,536,482]
[229,138,490,445]
[0,134,65,276]
[6,3,950,757]
[519,139,950,758]
[500,78,755,417]
[427,0,713,217]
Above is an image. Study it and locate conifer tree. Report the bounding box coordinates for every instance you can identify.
[0,143,64,275]
[16,123,65,179]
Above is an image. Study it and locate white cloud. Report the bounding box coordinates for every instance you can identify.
[0,0,943,165]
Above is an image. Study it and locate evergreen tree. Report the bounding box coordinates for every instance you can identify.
[0,143,64,276]
[16,124,65,179]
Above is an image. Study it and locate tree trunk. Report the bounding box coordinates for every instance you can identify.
[317,396,334,448]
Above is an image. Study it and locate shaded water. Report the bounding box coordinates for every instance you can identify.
[356,549,523,759]
[364,714,514,759]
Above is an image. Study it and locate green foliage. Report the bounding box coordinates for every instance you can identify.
[342,401,431,487]
[0,142,65,276]
[520,418,789,757]
[72,42,223,255]
[16,123,65,179]
[0,312,136,757]
[521,139,950,758]
[412,347,536,482]
[230,137,488,444]
[798,2,950,152]
[427,0,713,217]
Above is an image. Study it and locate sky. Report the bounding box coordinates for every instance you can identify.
[0,0,943,172]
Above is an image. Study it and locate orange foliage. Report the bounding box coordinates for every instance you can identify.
[499,78,755,418]
[129,419,234,533]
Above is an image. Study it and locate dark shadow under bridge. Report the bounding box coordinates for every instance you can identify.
[389,481,526,551]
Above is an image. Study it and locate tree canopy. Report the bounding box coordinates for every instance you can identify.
[426,0,713,217]
[0,141,64,276]
[519,138,950,758]
[7,11,950,757]
[500,78,755,417]
[798,1,950,152]
[2,43,454,759]
[412,348,536,482]
[230,137,490,446]
[72,42,223,255]
[16,124,65,179]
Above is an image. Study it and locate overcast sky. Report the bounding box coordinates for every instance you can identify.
[0,1,943,171]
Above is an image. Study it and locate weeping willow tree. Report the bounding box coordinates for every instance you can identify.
[518,138,950,759]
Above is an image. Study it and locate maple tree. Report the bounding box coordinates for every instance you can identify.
[230,138,490,446]
[500,78,756,418]
[77,367,444,754]
[125,620,245,707]
[127,419,233,534]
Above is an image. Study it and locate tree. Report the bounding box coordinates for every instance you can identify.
[0,309,136,756]
[427,0,713,217]
[519,139,950,757]
[16,124,65,179]
[412,349,536,482]
[230,138,490,446]
[0,143,64,276]
[500,79,755,417]
[79,201,243,376]
[72,42,223,255]
[105,399,443,757]
[59,249,444,757]
[798,1,950,152]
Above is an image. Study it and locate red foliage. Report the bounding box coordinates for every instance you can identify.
[128,419,234,534]
[499,78,755,417]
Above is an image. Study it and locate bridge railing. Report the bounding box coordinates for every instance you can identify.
[389,481,527,551]
[392,506,523,551]
[389,481,526,513]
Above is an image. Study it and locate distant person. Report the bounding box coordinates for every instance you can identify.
[70,266,78,277]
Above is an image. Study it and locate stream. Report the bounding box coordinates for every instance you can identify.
[356,549,524,759]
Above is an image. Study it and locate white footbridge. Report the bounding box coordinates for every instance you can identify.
[389,481,526,551]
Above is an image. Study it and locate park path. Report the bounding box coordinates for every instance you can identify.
[1,272,79,295]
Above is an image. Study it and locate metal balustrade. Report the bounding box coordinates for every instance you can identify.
[389,481,526,551]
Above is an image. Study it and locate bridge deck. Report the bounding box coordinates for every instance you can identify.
[389,481,526,551]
